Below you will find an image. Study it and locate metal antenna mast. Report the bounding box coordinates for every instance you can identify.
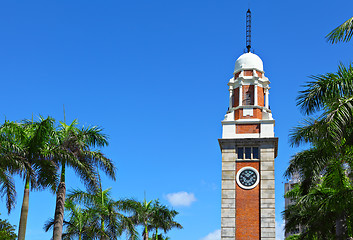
[246,9,251,53]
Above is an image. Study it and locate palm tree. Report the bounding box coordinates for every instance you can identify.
[284,156,353,239]
[149,201,182,240]
[120,198,182,240]
[326,17,353,44]
[66,186,138,240]
[0,117,58,240]
[149,234,171,240]
[0,128,30,214]
[284,16,353,239]
[44,199,92,240]
[0,165,16,214]
[120,198,155,240]
[51,120,116,240]
[294,63,353,143]
[284,62,353,238]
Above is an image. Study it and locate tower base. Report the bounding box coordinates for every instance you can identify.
[219,138,278,240]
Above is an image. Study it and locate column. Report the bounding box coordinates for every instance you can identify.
[254,84,258,106]
[229,87,233,109]
[265,88,269,109]
[239,85,242,106]
[221,146,236,240]
[260,144,276,240]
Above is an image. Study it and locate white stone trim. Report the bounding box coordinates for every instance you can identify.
[232,77,270,89]
[232,105,269,111]
[265,88,269,109]
[221,149,236,239]
[228,133,260,139]
[234,67,264,74]
[228,88,233,109]
[221,119,275,124]
[236,166,260,190]
[243,108,254,116]
[239,85,242,106]
[254,84,258,106]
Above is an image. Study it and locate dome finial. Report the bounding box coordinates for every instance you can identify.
[246,9,251,53]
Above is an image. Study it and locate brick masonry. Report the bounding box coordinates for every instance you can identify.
[233,88,239,107]
[243,70,253,76]
[236,124,260,134]
[236,161,260,239]
[233,70,263,79]
[234,108,262,120]
[256,70,263,78]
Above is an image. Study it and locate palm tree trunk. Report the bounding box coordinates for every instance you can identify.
[155,228,158,240]
[18,176,30,240]
[335,212,347,240]
[144,223,149,240]
[53,164,66,240]
[101,218,106,240]
[143,222,148,240]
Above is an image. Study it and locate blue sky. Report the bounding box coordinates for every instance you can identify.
[0,1,352,239]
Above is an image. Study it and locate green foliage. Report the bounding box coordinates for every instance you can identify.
[0,117,58,213]
[51,119,116,239]
[326,17,353,43]
[294,63,353,142]
[285,22,353,238]
[149,234,171,240]
[53,119,116,188]
[44,199,94,240]
[149,200,182,239]
[119,197,182,240]
[285,235,301,240]
[62,186,137,240]
[0,217,17,240]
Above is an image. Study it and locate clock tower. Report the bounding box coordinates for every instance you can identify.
[219,51,278,240]
[219,11,278,239]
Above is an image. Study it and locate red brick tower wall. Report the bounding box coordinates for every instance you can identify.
[256,70,263,78]
[236,124,260,134]
[233,88,239,107]
[236,161,260,239]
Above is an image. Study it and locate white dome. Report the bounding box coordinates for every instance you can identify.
[234,52,263,73]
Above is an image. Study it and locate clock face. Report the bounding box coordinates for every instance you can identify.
[239,169,257,187]
[236,167,260,189]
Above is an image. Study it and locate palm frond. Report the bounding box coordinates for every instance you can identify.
[285,147,331,194]
[296,63,353,115]
[326,17,353,44]
[324,95,353,141]
[0,170,16,214]
[80,125,109,147]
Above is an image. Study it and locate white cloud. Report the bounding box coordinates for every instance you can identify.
[200,229,221,240]
[165,191,196,207]
[276,219,285,240]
